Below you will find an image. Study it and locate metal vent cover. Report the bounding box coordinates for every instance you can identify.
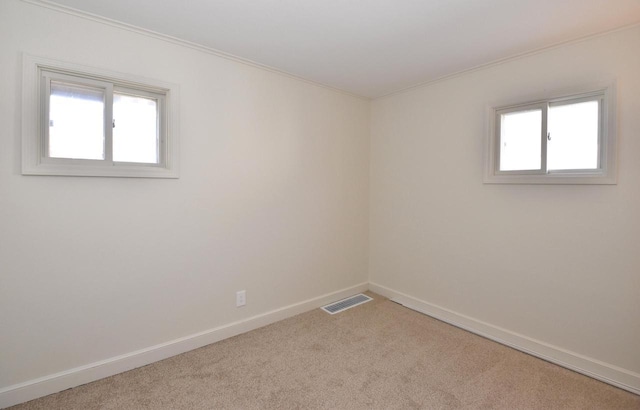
[321,294,372,315]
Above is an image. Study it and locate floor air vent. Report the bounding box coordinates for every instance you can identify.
[321,294,372,315]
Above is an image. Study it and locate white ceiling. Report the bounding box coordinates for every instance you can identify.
[44,0,640,98]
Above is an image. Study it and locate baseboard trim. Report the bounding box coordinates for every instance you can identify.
[368,282,640,396]
[0,282,368,409]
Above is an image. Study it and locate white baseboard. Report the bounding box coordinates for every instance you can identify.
[369,282,640,396]
[3,281,637,408]
[0,282,368,409]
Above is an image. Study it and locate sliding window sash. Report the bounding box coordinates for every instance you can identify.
[494,102,547,176]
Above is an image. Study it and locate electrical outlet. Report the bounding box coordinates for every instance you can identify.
[236,290,246,307]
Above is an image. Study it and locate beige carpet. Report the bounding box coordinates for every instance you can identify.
[10,292,640,409]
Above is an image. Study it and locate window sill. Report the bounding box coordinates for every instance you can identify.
[22,161,179,178]
[483,172,617,185]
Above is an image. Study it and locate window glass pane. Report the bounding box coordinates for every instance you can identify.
[113,93,159,164]
[49,81,105,160]
[499,109,542,171]
[547,100,599,170]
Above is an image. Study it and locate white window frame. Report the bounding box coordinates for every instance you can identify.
[22,54,180,178]
[484,83,616,184]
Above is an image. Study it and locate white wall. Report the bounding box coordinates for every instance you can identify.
[370,26,640,391]
[0,0,369,398]
[2,0,639,405]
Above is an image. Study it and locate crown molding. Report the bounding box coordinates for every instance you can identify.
[375,21,640,99]
[20,0,370,101]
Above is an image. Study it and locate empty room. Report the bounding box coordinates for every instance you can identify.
[1,0,639,408]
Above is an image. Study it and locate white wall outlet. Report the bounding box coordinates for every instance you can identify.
[236,290,246,307]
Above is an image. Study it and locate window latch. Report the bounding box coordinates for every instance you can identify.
[112,119,116,128]
[547,132,551,141]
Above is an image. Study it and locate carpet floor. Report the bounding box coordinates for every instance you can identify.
[9,292,640,409]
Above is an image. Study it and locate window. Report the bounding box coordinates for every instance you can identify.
[484,84,616,184]
[22,54,179,178]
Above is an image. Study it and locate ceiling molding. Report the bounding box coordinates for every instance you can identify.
[22,0,640,101]
[21,0,370,101]
[376,21,640,100]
